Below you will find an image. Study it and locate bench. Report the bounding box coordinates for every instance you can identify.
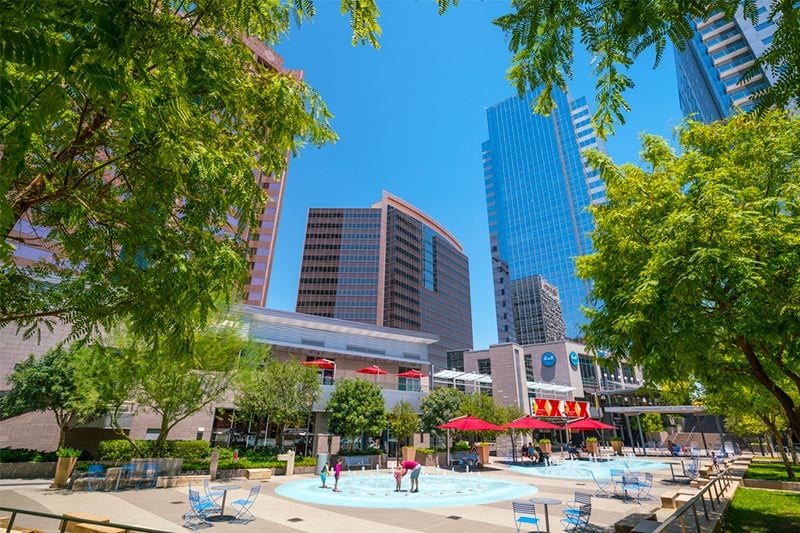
[343,456,372,470]
[614,512,657,533]
[674,494,695,508]
[660,490,698,509]
[0,516,42,533]
[631,520,662,533]
[59,513,110,533]
[245,468,273,480]
[73,525,125,533]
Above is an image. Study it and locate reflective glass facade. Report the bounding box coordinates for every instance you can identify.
[483,89,605,342]
[674,1,776,122]
[296,192,472,368]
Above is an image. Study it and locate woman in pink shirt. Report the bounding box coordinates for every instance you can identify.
[401,460,422,493]
[333,458,343,492]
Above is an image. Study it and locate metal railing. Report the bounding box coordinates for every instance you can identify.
[651,465,738,532]
[0,506,172,533]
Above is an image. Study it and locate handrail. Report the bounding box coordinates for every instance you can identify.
[650,465,737,532]
[0,506,172,533]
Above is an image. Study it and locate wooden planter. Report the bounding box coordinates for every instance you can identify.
[401,446,416,462]
[611,440,623,455]
[586,441,599,455]
[477,444,490,465]
[539,442,552,455]
[53,457,78,488]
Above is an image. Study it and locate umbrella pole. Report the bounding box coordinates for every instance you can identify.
[446,429,451,470]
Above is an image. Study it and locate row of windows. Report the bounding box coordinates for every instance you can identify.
[303,243,379,251]
[297,300,377,308]
[306,222,381,230]
[302,254,379,262]
[309,211,379,219]
[301,265,380,273]
[299,277,378,285]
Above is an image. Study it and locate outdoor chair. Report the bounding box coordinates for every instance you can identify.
[620,473,642,503]
[202,479,224,506]
[561,503,591,532]
[230,485,260,524]
[564,491,592,517]
[511,500,540,533]
[685,458,700,480]
[610,468,625,497]
[86,464,106,492]
[589,470,611,498]
[636,472,654,500]
[183,486,217,530]
[136,461,159,489]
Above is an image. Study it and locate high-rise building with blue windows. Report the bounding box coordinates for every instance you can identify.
[483,90,606,344]
[674,1,777,122]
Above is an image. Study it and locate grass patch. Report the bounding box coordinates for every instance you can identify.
[745,460,800,481]
[722,488,800,532]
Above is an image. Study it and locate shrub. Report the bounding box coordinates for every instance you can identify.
[415,448,437,454]
[0,447,58,463]
[97,440,151,461]
[337,448,382,456]
[586,437,598,443]
[452,441,470,451]
[610,437,622,442]
[98,439,215,461]
[538,439,551,444]
[165,440,210,461]
[56,447,82,458]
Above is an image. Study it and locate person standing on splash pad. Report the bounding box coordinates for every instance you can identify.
[401,460,422,493]
[333,457,343,492]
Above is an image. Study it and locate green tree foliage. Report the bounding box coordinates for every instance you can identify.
[492,0,799,138]
[325,378,386,450]
[577,110,800,446]
[0,0,339,341]
[388,400,419,448]
[234,356,322,448]
[76,322,263,457]
[419,386,465,435]
[2,346,103,447]
[458,393,513,443]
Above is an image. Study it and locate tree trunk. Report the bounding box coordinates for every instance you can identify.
[789,430,798,465]
[765,419,795,481]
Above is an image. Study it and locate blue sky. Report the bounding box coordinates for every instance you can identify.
[268,1,684,350]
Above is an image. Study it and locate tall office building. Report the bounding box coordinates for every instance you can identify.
[296,191,473,367]
[483,89,606,343]
[674,1,777,122]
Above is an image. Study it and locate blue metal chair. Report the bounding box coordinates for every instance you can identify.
[86,464,106,491]
[620,473,642,503]
[589,470,612,498]
[202,478,225,506]
[636,472,654,500]
[561,503,591,532]
[183,485,217,529]
[136,461,159,489]
[512,500,540,533]
[230,485,260,524]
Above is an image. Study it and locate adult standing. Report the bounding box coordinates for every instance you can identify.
[401,460,422,493]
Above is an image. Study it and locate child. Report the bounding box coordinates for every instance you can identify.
[333,457,343,492]
[394,464,404,492]
[320,461,329,488]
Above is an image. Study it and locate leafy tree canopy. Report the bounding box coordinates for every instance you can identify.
[234,356,322,447]
[0,0,339,341]
[388,400,419,447]
[577,109,800,443]
[325,378,386,449]
[493,0,799,138]
[419,386,464,435]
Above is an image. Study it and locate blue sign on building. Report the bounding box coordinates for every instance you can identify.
[541,352,557,367]
[569,351,579,367]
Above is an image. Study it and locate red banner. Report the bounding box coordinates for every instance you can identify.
[533,398,562,417]
[563,401,589,418]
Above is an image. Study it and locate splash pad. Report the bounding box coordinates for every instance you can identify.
[275,465,537,509]
[510,457,669,479]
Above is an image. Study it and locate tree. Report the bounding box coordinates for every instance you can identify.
[492,0,799,137]
[77,323,263,457]
[326,378,386,451]
[388,400,419,451]
[577,110,800,447]
[2,346,103,447]
[234,357,322,449]
[1,0,341,342]
[419,387,465,436]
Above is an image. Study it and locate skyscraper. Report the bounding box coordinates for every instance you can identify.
[483,90,606,342]
[296,191,473,367]
[674,1,777,122]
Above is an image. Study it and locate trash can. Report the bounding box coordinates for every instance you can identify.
[315,452,329,475]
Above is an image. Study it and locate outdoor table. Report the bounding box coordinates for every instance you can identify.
[208,484,240,521]
[529,496,561,532]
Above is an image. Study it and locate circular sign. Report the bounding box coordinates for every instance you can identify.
[569,351,579,367]
[541,352,556,367]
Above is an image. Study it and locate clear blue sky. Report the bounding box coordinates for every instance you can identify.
[268,1,684,350]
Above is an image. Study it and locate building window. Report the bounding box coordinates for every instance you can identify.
[524,354,535,381]
[447,350,465,371]
[621,364,635,384]
[579,354,597,386]
[477,359,491,375]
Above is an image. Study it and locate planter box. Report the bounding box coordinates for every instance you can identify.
[611,441,624,455]
[401,446,416,462]
[54,457,78,488]
[0,462,57,480]
[586,441,599,455]
[743,479,800,491]
[477,444,490,465]
[415,451,448,467]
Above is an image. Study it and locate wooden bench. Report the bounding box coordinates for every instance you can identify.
[245,468,273,480]
[0,516,41,533]
[631,520,662,533]
[73,524,125,533]
[60,513,110,533]
[614,512,657,533]
[674,493,695,508]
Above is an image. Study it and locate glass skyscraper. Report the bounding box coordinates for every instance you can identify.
[483,89,606,343]
[296,191,473,368]
[674,1,777,122]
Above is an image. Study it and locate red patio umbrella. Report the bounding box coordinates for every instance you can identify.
[437,415,504,466]
[566,418,615,430]
[502,416,562,464]
[356,365,388,376]
[503,416,562,430]
[301,358,335,369]
[396,369,427,378]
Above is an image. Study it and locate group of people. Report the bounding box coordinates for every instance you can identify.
[521,442,549,464]
[319,458,423,493]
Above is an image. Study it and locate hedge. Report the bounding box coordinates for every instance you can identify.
[97,439,211,461]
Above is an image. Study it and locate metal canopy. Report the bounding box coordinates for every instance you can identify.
[604,405,707,415]
[433,369,493,384]
[526,381,575,393]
